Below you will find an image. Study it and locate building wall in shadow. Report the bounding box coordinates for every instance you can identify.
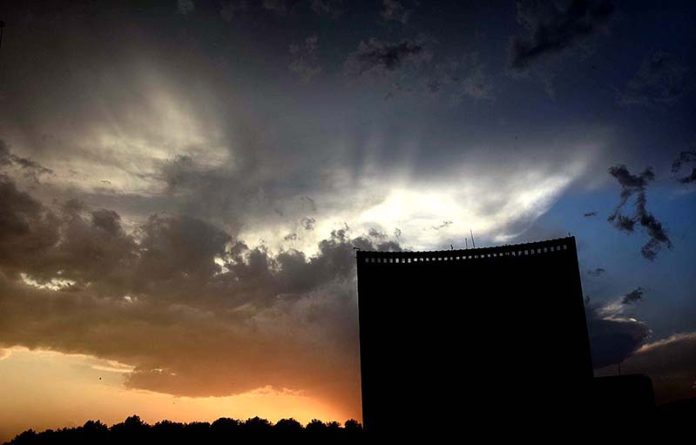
[356,237,594,431]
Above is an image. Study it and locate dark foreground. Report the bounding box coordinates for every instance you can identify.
[5,416,363,444]
[6,397,696,443]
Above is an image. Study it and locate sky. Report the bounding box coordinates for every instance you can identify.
[0,0,695,439]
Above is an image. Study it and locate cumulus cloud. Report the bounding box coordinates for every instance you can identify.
[586,302,649,369]
[0,177,406,416]
[289,35,322,82]
[608,165,672,260]
[671,148,696,185]
[0,176,60,276]
[619,51,690,106]
[509,0,614,71]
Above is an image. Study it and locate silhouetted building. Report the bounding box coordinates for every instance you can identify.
[356,237,654,431]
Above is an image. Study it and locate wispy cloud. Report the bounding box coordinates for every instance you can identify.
[608,165,672,260]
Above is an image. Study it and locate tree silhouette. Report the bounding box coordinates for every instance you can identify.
[5,416,364,444]
[274,418,303,432]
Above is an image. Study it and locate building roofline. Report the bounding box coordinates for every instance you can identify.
[356,236,576,263]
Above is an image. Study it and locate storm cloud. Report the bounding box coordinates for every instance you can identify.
[0,172,406,416]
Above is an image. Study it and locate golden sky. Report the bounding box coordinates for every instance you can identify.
[0,347,351,442]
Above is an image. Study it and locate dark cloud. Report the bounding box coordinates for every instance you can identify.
[91,209,123,236]
[0,140,53,181]
[344,37,432,76]
[622,287,644,305]
[0,176,59,275]
[0,179,404,417]
[289,35,322,82]
[510,0,614,71]
[431,220,452,231]
[587,267,605,276]
[607,165,672,260]
[671,149,696,184]
[586,303,649,368]
[381,0,415,24]
[614,333,696,403]
[619,51,690,106]
[367,228,387,239]
[677,169,696,185]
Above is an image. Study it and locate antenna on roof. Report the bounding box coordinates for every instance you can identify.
[470,229,476,248]
[465,238,468,249]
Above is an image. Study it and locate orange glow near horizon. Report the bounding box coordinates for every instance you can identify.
[0,347,357,443]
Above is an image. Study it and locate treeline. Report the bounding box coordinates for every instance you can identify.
[6,415,363,444]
